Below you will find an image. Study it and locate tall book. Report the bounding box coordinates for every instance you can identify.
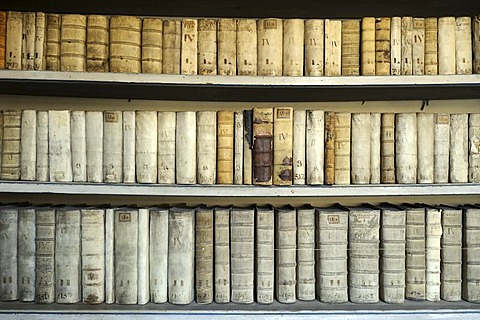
[456,17,472,75]
[401,17,413,75]
[253,108,274,185]
[395,113,417,183]
[324,111,335,185]
[49,110,72,181]
[20,110,36,181]
[35,208,55,303]
[86,111,103,182]
[438,17,456,75]
[1,110,21,180]
[46,14,61,71]
[417,113,434,183]
[293,110,306,184]
[214,207,230,303]
[71,111,86,182]
[375,17,390,75]
[136,111,158,183]
[23,12,35,70]
[195,207,214,304]
[86,15,109,72]
[141,18,162,74]
[34,12,46,70]
[424,206,442,301]
[234,111,244,184]
[425,17,438,75]
[256,206,274,304]
[257,18,283,76]
[324,19,341,76]
[157,111,176,184]
[341,19,360,76]
[110,16,141,73]
[462,205,480,302]
[434,114,450,183]
[475,17,480,74]
[390,17,401,75]
[105,208,115,303]
[122,111,135,183]
[276,206,297,304]
[412,18,425,75]
[404,205,426,300]
[0,111,3,171]
[243,110,253,184]
[297,206,315,301]
[176,111,196,184]
[381,113,395,183]
[198,19,217,75]
[137,208,150,305]
[196,111,216,184]
[17,207,35,301]
[283,19,304,76]
[304,19,324,76]
[5,12,22,69]
[370,113,381,184]
[217,19,236,75]
[449,114,468,183]
[149,208,168,303]
[181,19,198,75]
[0,12,5,69]
[334,112,351,185]
[469,114,480,182]
[60,14,86,71]
[162,20,181,74]
[236,19,257,76]
[0,206,18,301]
[168,207,195,305]
[361,17,375,75]
[217,111,234,184]
[103,111,123,183]
[351,113,371,184]
[231,207,254,304]
[273,107,293,185]
[306,110,324,184]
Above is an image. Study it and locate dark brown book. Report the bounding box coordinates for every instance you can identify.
[324,111,335,184]
[253,108,273,185]
[0,12,6,69]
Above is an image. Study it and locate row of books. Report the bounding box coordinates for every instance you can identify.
[1,12,480,76]
[1,203,479,305]
[1,109,479,185]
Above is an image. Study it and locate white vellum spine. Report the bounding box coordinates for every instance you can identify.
[176,111,196,184]
[103,111,123,183]
[137,209,150,305]
[0,208,18,301]
[105,208,115,304]
[20,110,36,180]
[122,111,136,183]
[306,110,324,184]
[469,113,480,182]
[48,110,72,182]
[17,208,35,302]
[438,17,456,75]
[395,113,417,183]
[390,17,401,75]
[296,208,315,301]
[370,113,380,184]
[86,111,103,182]
[434,114,450,183]
[256,207,274,304]
[158,111,176,184]
[351,113,371,184]
[214,207,230,303]
[425,208,442,302]
[449,114,469,182]
[70,111,86,182]
[293,110,306,184]
[275,208,296,303]
[304,19,324,76]
[136,111,158,183]
[417,113,434,183]
[196,111,216,184]
[283,19,304,76]
[36,111,49,181]
[149,208,168,303]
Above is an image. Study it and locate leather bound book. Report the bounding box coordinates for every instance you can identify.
[253,108,274,185]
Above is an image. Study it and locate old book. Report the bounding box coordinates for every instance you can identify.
[141,17,162,74]
[157,111,176,184]
[273,107,293,185]
[297,206,315,301]
[370,113,381,184]
[36,111,48,181]
[438,17,456,75]
[341,19,360,76]
[324,19,341,76]
[306,110,324,185]
[86,15,109,72]
[390,17,401,75]
[195,207,214,304]
[276,206,296,303]
[105,208,115,304]
[434,114,450,183]
[1,110,21,180]
[469,114,480,182]
[412,18,425,75]
[293,110,306,184]
[450,114,468,183]
[304,19,324,76]
[424,206,442,301]
[137,208,150,305]
[283,19,304,76]
[60,14,86,71]
[196,111,216,184]
[351,113,371,184]
[334,112,351,185]
[55,207,81,303]
[46,14,61,71]
[234,111,244,184]
[236,19,257,76]
[456,17,473,74]
[401,17,413,75]
[20,110,36,181]
[257,18,283,76]
[425,17,438,75]
[149,208,168,303]
[0,111,3,171]
[0,12,5,69]
[49,110,72,181]
[35,208,55,303]
[34,12,46,70]
[214,207,230,303]
[324,111,335,185]
[81,208,105,304]
[162,20,181,74]
[114,208,138,304]
[381,113,395,183]
[361,17,375,75]
[316,206,348,303]
[123,111,135,183]
[103,111,123,183]
[176,111,196,184]
[86,111,103,182]
[375,17,390,75]
[217,19,236,75]
[462,205,480,302]
[217,111,234,184]
[17,207,35,301]
[253,107,273,185]
[256,206,274,304]
[23,12,35,70]
[404,205,426,300]
[197,19,217,75]
[395,113,417,183]
[243,110,253,184]
[5,12,22,70]
[181,19,198,75]
[110,16,141,73]
[136,111,158,183]
[71,111,86,182]
[0,206,18,301]
[475,17,480,74]
[168,207,195,305]
[417,113,434,183]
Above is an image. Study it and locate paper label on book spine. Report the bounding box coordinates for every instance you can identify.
[361,17,375,75]
[198,19,217,75]
[60,14,86,71]
[283,19,304,76]
[390,17,401,75]
[195,208,214,304]
[136,111,158,183]
[176,111,196,184]
[341,19,360,76]
[304,19,324,76]
[110,16,141,73]
[297,208,315,301]
[149,208,168,303]
[197,111,216,184]
[86,15,109,72]
[469,114,480,182]
[6,12,22,70]
[218,19,236,76]
[181,19,198,75]
[35,208,55,303]
[141,18,163,74]
[455,17,472,75]
[395,113,417,183]
[412,18,425,75]
[49,110,72,182]
[236,19,257,76]
[86,111,103,182]
[306,110,324,184]
[375,17,391,75]
[449,114,468,183]
[104,111,123,182]
[0,208,18,301]
[438,17,456,75]
[434,113,450,183]
[257,18,283,76]
[351,113,371,184]
[163,20,181,74]
[20,110,36,180]
[325,19,341,76]
[217,111,234,184]
[46,14,61,71]
[214,207,230,303]
[123,111,135,183]
[18,208,35,301]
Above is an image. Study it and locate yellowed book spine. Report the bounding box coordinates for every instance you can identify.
[380,113,395,183]
[341,19,360,76]
[469,114,480,183]
[176,112,196,184]
[217,19,236,76]
[395,113,417,184]
[293,110,306,184]
[217,111,234,184]
[361,17,375,75]
[1,110,21,180]
[334,112,351,185]
[0,112,3,171]
[198,19,217,75]
[0,12,5,69]
[181,19,197,75]
[370,113,381,184]
[401,17,413,75]
[46,14,61,71]
[438,17,456,75]
[257,18,283,76]
[86,15,109,72]
[141,18,163,74]
[196,111,216,184]
[425,17,438,75]
[375,17,390,75]
[283,19,304,76]
[412,18,425,75]
[110,16,141,73]
[474,16,480,74]
[324,111,335,185]
[351,113,371,184]
[162,20,181,74]
[306,110,324,185]
[390,17,401,75]
[103,111,123,183]
[234,111,243,184]
[34,12,46,70]
[135,111,158,183]
[324,19,341,76]
[236,19,257,76]
[456,17,473,75]
[23,12,35,70]
[20,110,36,181]
[157,111,176,184]
[60,14,86,71]
[273,107,293,185]
[5,11,23,70]
[253,108,274,185]
[304,19,324,76]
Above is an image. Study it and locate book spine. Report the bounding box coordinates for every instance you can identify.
[425,208,442,301]
[49,110,73,181]
[46,14,61,71]
[390,17,401,75]
[304,19,324,76]
[380,113,395,183]
[256,207,274,304]
[341,19,360,76]
[196,111,216,184]
[417,113,434,183]
[351,113,371,184]
[137,209,150,305]
[18,208,35,301]
[257,18,283,76]
[110,16,142,73]
[441,209,463,301]
[375,17,391,75]
[401,17,413,75]
[406,208,426,300]
[283,19,304,76]
[306,110,324,184]
[176,111,196,184]
[324,19,341,76]
[434,113,450,183]
[86,15,109,72]
[273,107,293,185]
[276,208,296,303]
[438,17,456,75]
[217,18,236,76]
[149,209,168,303]
[449,114,468,183]
[243,110,253,184]
[463,207,480,302]
[103,111,123,183]
[334,112,351,185]
[162,20,181,74]
[370,113,381,184]
[23,12,35,70]
[136,111,158,183]
[0,209,17,301]
[253,108,274,185]
[234,111,244,184]
[412,18,425,75]
[475,16,480,74]
[34,12,46,70]
[425,17,438,75]
[214,207,230,303]
[456,17,472,75]
[217,111,234,184]
[141,17,162,74]
[60,14,86,71]
[297,208,315,301]
[20,110,36,180]
[198,19,217,75]
[123,111,135,183]
[86,111,104,182]
[195,208,214,304]
[395,113,417,183]
[35,209,55,303]
[0,111,3,170]
[293,110,306,184]
[157,111,176,184]
[324,111,335,185]
[469,113,480,182]
[70,111,87,182]
[1,110,21,180]
[361,17,375,75]
[236,19,257,76]
[0,12,5,69]
[6,12,22,70]
[105,208,115,304]
[181,19,198,75]
[81,209,105,304]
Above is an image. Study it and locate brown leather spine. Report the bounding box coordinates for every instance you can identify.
[253,107,274,185]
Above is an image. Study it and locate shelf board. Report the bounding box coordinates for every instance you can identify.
[0,71,479,102]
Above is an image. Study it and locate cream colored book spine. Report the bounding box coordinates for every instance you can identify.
[86,111,103,182]
[217,111,234,184]
[176,111,196,184]
[86,15,109,72]
[412,18,425,75]
[417,113,434,183]
[149,208,168,303]
[341,19,360,76]
[438,17,456,75]
[20,110,36,181]
[401,17,413,75]
[293,110,306,184]
[405,206,426,300]
[236,19,257,76]
[21,12,27,68]
[441,207,462,301]
[34,12,46,70]
[103,111,123,183]
[162,20,181,74]
[334,112,351,185]
[60,14,86,71]
[449,114,468,183]
[110,16,141,73]
[105,208,115,304]
[273,107,293,185]
[0,112,3,171]
[181,19,197,75]
[425,17,438,75]
[304,19,324,76]
[48,110,72,182]
[123,111,135,183]
[324,111,335,185]
[243,110,253,184]
[1,110,21,180]
[395,113,417,183]
[34,208,55,304]
[324,19,341,76]
[283,19,304,76]
[361,17,375,75]
[136,111,158,183]
[434,113,450,183]
[351,113,371,184]
[71,111,86,182]
[5,12,22,70]
[17,207,35,302]
[463,206,480,302]
[390,17,401,75]
[217,19,236,75]
[0,13,4,69]
[306,110,324,184]
[141,18,163,74]
[46,14,61,71]
[157,111,176,184]
[257,18,283,76]
[256,206,274,304]
[370,113,381,184]
[198,19,217,75]
[214,207,230,303]
[375,17,390,75]
[275,207,296,304]
[137,208,150,305]
[23,12,35,70]
[36,111,49,181]
[381,113,395,183]
[195,207,214,304]
[234,111,244,184]
[425,207,442,302]
[196,111,216,184]
[0,207,18,301]
[469,114,480,182]
[456,17,472,74]
[475,17,480,74]
[297,207,315,301]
